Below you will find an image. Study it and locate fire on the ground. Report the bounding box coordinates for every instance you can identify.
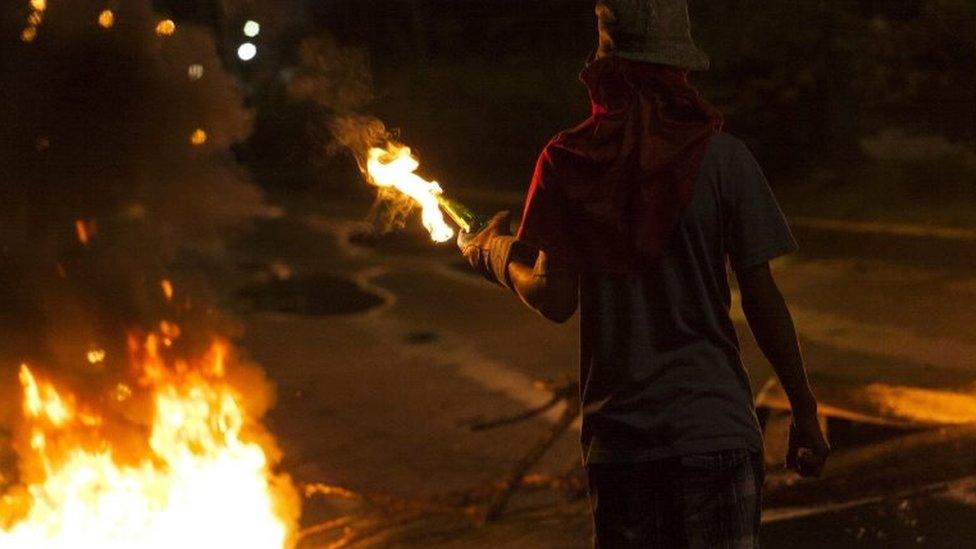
[0,321,299,547]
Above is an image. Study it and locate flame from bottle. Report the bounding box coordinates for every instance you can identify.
[365,145,454,243]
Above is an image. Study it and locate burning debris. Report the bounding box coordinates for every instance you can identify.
[0,331,298,547]
[0,1,298,545]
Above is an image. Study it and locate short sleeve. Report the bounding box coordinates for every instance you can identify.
[517,148,575,265]
[723,139,798,271]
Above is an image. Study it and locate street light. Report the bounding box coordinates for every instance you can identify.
[237,42,257,62]
[243,20,260,38]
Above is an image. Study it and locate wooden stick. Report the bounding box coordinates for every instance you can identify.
[481,396,580,523]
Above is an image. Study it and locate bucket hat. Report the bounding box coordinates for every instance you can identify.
[596,0,710,71]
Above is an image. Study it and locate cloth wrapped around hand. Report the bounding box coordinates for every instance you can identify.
[458,211,521,290]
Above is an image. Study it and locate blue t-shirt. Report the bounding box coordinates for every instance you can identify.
[528,133,798,464]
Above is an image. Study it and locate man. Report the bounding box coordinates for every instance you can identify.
[459,0,829,547]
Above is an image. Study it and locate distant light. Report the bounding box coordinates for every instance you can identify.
[98,10,115,29]
[187,64,204,80]
[20,26,37,42]
[30,0,46,12]
[243,20,260,37]
[28,11,43,25]
[155,19,175,36]
[237,42,257,61]
[190,128,208,146]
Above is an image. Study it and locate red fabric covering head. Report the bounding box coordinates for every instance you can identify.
[518,56,723,272]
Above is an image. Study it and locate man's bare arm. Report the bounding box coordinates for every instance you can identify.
[507,248,578,323]
[736,262,829,476]
[737,262,814,411]
[458,211,578,323]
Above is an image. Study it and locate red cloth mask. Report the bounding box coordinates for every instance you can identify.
[519,56,723,272]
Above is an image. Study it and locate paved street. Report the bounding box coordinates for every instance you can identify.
[226,200,976,547]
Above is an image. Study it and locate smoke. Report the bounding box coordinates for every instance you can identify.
[329,114,389,167]
[284,32,385,170]
[284,34,432,236]
[0,0,270,365]
[287,34,374,114]
[0,0,297,521]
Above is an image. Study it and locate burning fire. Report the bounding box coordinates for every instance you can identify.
[366,144,454,243]
[0,327,297,548]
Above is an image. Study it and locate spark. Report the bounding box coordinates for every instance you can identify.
[161,279,174,301]
[159,321,181,348]
[87,349,106,365]
[75,219,96,245]
[113,383,132,402]
[98,10,114,29]
[190,128,208,146]
[155,19,175,36]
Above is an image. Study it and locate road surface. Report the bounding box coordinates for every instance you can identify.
[226,196,976,547]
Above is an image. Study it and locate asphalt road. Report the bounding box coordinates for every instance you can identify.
[227,201,976,547]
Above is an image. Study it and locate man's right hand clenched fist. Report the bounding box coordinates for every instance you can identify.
[787,410,830,478]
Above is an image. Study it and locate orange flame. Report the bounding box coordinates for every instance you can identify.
[0,332,298,547]
[366,144,454,243]
[19,365,72,427]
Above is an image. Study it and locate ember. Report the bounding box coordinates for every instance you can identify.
[98,10,114,29]
[154,19,175,37]
[74,219,96,246]
[160,279,174,302]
